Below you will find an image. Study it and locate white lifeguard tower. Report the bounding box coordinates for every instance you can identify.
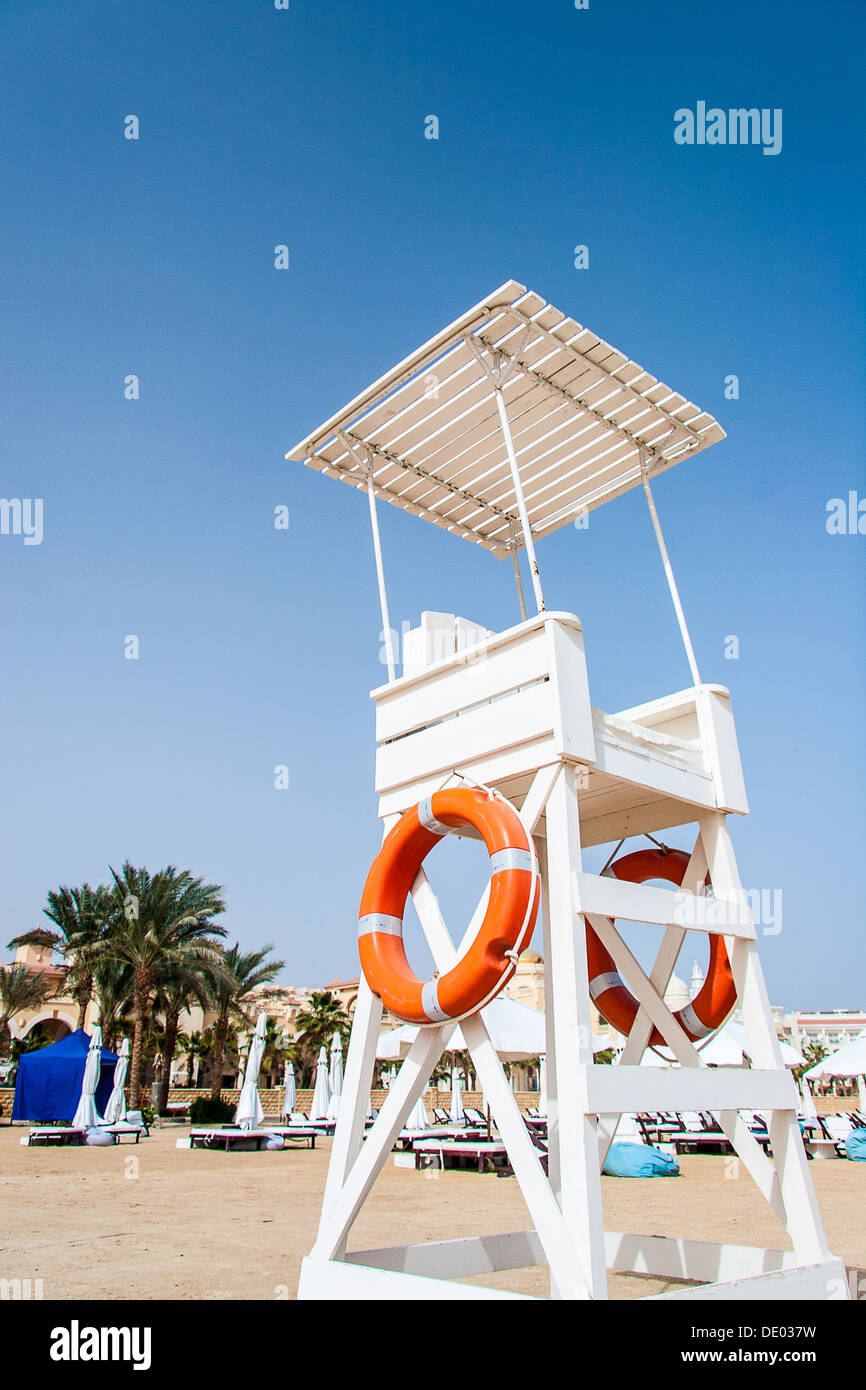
[287,281,846,1301]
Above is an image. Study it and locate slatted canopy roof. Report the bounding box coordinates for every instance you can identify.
[285,281,725,560]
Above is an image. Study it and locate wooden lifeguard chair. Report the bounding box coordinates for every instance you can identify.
[286,281,846,1300]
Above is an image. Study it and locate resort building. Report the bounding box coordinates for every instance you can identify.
[779,1010,866,1054]
[4,934,96,1044]
[5,929,862,1093]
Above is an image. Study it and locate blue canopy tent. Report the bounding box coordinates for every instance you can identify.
[12,1029,119,1123]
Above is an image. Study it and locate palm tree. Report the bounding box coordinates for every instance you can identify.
[92,956,134,1052]
[184,1028,213,1089]
[103,863,226,1107]
[0,964,55,1059]
[206,944,285,1101]
[795,1041,828,1086]
[152,955,222,1113]
[10,883,114,1029]
[258,1016,289,1088]
[294,990,351,1052]
[293,990,351,1086]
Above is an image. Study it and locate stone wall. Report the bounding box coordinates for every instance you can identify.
[1,1082,858,1123]
[160,1087,537,1117]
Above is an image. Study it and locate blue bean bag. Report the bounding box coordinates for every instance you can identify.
[845,1130,866,1161]
[603,1142,680,1177]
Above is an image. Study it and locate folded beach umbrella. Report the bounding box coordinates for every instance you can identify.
[326,1032,344,1121]
[405,1091,431,1131]
[102,1038,130,1123]
[310,1045,331,1120]
[799,1079,818,1118]
[73,1026,105,1129]
[235,1013,266,1131]
[449,1064,464,1123]
[281,1060,296,1119]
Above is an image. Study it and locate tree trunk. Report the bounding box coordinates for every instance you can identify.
[128,973,151,1109]
[157,1010,180,1115]
[75,973,94,1031]
[0,1018,11,1061]
[210,1015,229,1101]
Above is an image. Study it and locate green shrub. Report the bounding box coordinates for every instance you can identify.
[189,1097,234,1125]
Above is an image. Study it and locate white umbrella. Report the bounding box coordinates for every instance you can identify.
[377,997,614,1064]
[376,997,548,1062]
[327,1032,344,1121]
[652,1021,803,1069]
[102,1038,130,1123]
[799,1079,818,1118]
[375,1024,417,1062]
[73,1026,105,1129]
[803,1028,866,1081]
[281,1060,296,1119]
[404,1092,431,1132]
[449,1064,464,1122]
[235,1013,266,1131]
[310,1045,331,1120]
[725,1020,803,1068]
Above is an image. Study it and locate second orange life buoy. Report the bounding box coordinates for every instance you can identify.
[585,847,736,1046]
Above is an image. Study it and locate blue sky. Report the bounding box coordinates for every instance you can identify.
[1,0,863,1009]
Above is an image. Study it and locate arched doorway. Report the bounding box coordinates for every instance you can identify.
[24,1016,73,1045]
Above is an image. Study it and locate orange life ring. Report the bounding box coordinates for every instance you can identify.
[585,847,736,1046]
[358,787,539,1025]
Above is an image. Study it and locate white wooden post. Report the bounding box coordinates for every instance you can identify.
[701,812,832,1266]
[543,764,608,1298]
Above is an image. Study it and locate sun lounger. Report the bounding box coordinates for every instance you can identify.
[615,1113,650,1144]
[188,1128,276,1151]
[98,1122,145,1144]
[804,1134,839,1160]
[411,1139,511,1175]
[663,1112,733,1155]
[260,1126,318,1148]
[123,1111,150,1136]
[522,1122,550,1175]
[462,1106,488,1127]
[817,1114,854,1158]
[394,1126,437,1149]
[25,1126,86,1147]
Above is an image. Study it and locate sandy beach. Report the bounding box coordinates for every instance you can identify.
[2,1124,863,1300]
